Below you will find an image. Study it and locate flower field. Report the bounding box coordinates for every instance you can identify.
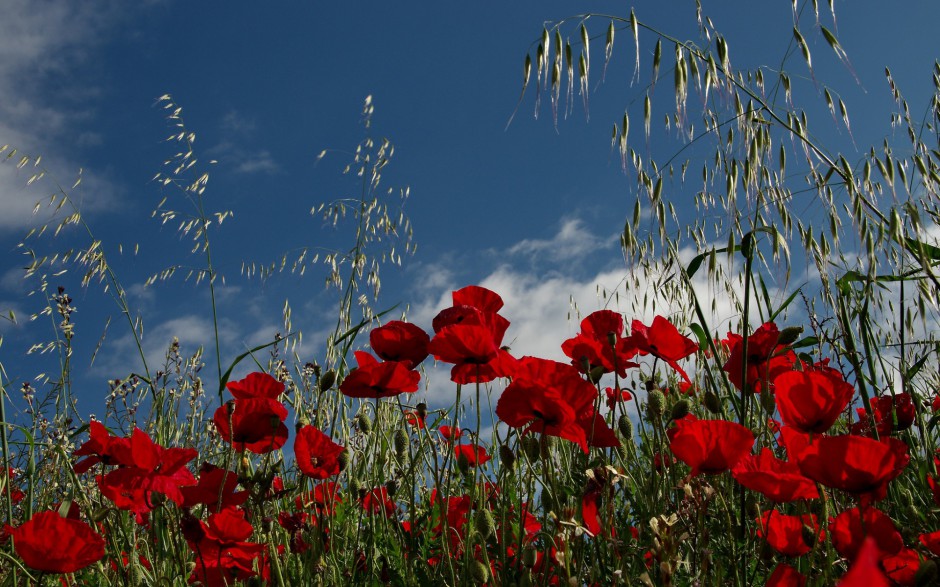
[3,3,940,586]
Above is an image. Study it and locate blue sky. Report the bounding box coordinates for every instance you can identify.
[1,1,939,421]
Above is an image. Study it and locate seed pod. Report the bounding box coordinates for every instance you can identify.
[470,561,490,585]
[522,436,541,462]
[759,389,776,415]
[670,399,691,421]
[801,524,817,548]
[416,402,428,420]
[618,414,634,439]
[474,509,496,540]
[522,546,539,568]
[295,416,310,431]
[457,452,471,476]
[318,369,336,391]
[337,448,351,471]
[499,444,516,471]
[703,390,722,414]
[588,365,606,384]
[355,413,372,434]
[777,326,804,346]
[394,428,409,457]
[385,479,398,497]
[647,390,666,420]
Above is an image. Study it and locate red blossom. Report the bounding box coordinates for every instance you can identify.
[757,510,822,557]
[295,482,343,516]
[182,508,264,586]
[438,425,462,440]
[561,310,638,377]
[722,323,796,393]
[881,547,921,586]
[339,351,421,398]
[604,387,633,410]
[621,316,699,383]
[731,447,819,502]
[294,426,345,480]
[852,392,916,437]
[774,368,855,434]
[766,563,807,587]
[838,537,890,587]
[8,510,105,574]
[361,487,397,518]
[454,444,491,467]
[828,506,903,562]
[667,415,754,476]
[226,371,284,401]
[180,464,248,512]
[212,397,289,454]
[73,420,133,474]
[370,320,430,368]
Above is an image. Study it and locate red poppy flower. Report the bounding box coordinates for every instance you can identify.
[182,508,264,586]
[791,433,909,502]
[561,310,638,377]
[722,322,796,392]
[212,397,289,454]
[828,506,903,561]
[731,447,819,502]
[852,392,916,437]
[339,351,421,398]
[226,371,284,401]
[97,428,198,520]
[9,510,105,574]
[604,387,633,410]
[922,530,940,557]
[74,420,133,474]
[620,316,698,383]
[438,425,462,440]
[295,482,343,515]
[429,490,472,552]
[370,320,430,368]
[180,464,249,512]
[667,415,754,475]
[881,547,920,586]
[454,444,491,467]
[361,487,397,517]
[294,425,345,480]
[838,537,891,587]
[774,369,855,434]
[2,467,25,504]
[431,285,504,332]
[767,563,806,587]
[404,410,426,429]
[757,510,822,557]
[495,357,612,453]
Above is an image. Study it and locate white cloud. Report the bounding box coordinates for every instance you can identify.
[234,151,280,175]
[505,218,615,262]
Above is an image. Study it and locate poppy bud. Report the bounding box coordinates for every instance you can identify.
[607,331,618,348]
[800,524,817,548]
[745,496,759,519]
[416,402,428,420]
[499,444,516,471]
[349,478,364,496]
[646,390,666,420]
[589,365,606,384]
[522,436,541,463]
[226,400,237,415]
[318,370,336,391]
[759,389,776,415]
[580,356,592,374]
[670,399,691,421]
[240,456,251,475]
[522,546,539,567]
[385,479,398,497]
[355,413,372,433]
[295,416,310,432]
[394,428,409,457]
[703,390,722,414]
[539,435,554,460]
[457,452,471,476]
[618,415,634,439]
[777,326,803,346]
[338,448,351,471]
[474,509,496,540]
[470,561,489,585]
[915,559,938,586]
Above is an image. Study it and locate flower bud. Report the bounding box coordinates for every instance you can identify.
[416,402,428,420]
[499,444,516,471]
[801,524,817,548]
[474,509,496,540]
[703,390,722,414]
[646,390,666,420]
[470,561,490,585]
[394,428,409,457]
[337,448,351,471]
[318,370,336,391]
[522,436,541,463]
[355,413,372,434]
[589,365,606,384]
[295,416,310,432]
[618,414,633,439]
[385,479,398,497]
[522,546,539,567]
[670,399,691,421]
[457,452,471,476]
[759,389,776,415]
[777,326,803,346]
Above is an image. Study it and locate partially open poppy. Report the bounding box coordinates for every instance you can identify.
[295,425,345,480]
[667,415,754,476]
[9,510,105,574]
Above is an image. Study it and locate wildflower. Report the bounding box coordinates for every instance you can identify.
[8,510,105,574]
[212,397,289,454]
[225,371,285,401]
[180,464,249,512]
[561,310,638,377]
[722,322,796,393]
[294,425,345,480]
[731,447,819,502]
[838,538,891,586]
[73,420,133,473]
[767,563,806,587]
[454,444,491,467]
[621,315,699,383]
[361,487,397,518]
[774,368,855,434]
[339,351,420,398]
[852,392,916,437]
[370,320,430,368]
[757,510,822,557]
[182,507,265,585]
[438,425,462,440]
[829,506,903,561]
[667,415,754,475]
